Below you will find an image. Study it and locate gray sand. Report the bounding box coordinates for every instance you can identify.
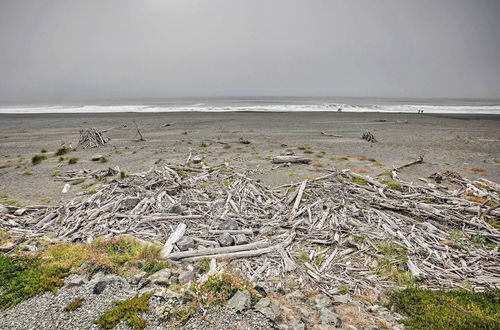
[0,112,499,206]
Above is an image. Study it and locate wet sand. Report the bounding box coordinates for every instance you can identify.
[0,112,499,206]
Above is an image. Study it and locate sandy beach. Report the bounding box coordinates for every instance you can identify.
[0,111,498,206]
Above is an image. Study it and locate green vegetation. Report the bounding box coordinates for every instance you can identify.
[174,168,187,178]
[84,188,97,195]
[303,149,313,154]
[58,156,65,162]
[200,142,208,148]
[22,171,33,176]
[337,284,349,294]
[99,156,108,163]
[196,257,211,273]
[448,230,468,250]
[389,288,500,329]
[94,293,152,330]
[64,297,84,312]
[40,149,47,153]
[331,156,349,161]
[0,254,66,309]
[31,154,47,165]
[40,197,52,203]
[379,179,402,190]
[373,241,414,285]
[351,176,368,186]
[55,147,70,156]
[0,236,166,310]
[68,157,79,165]
[51,170,61,177]
[119,171,128,180]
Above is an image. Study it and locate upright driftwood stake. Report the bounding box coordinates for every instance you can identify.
[133,120,146,141]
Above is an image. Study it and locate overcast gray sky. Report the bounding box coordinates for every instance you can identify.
[1,0,499,103]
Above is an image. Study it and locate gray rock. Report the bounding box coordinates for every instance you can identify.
[286,289,305,301]
[362,326,381,330]
[332,294,350,304]
[345,326,358,330]
[149,268,171,286]
[192,155,203,164]
[219,219,238,230]
[91,155,103,161]
[259,226,275,236]
[298,306,313,319]
[226,290,251,312]
[319,307,341,327]
[311,325,337,330]
[13,208,27,216]
[176,236,195,251]
[92,280,108,294]
[168,204,183,214]
[307,294,331,310]
[234,234,249,245]
[122,197,140,209]
[91,274,129,294]
[367,305,381,313]
[0,242,16,252]
[65,274,87,288]
[217,232,234,247]
[346,237,359,249]
[255,297,280,321]
[0,205,8,214]
[178,270,196,283]
[129,270,147,285]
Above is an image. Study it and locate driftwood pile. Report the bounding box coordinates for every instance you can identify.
[78,128,109,149]
[1,165,499,296]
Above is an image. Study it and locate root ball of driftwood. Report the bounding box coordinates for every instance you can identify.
[78,128,109,149]
[361,130,377,143]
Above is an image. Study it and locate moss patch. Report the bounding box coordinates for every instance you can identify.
[64,297,84,311]
[94,293,152,329]
[389,288,500,329]
[351,176,368,186]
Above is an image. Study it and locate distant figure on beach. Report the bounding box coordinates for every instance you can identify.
[337,107,342,112]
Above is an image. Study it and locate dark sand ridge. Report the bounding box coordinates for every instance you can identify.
[0,112,499,206]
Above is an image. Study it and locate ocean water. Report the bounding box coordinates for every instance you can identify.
[1,97,499,114]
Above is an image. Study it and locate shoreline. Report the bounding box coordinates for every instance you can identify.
[1,111,499,206]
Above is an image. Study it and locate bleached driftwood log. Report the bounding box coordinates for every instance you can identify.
[272,156,311,164]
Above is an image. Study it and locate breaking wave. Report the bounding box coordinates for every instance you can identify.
[1,103,499,114]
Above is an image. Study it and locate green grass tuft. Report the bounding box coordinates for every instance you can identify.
[55,147,70,156]
[351,176,368,185]
[67,157,79,165]
[64,297,84,312]
[31,154,47,165]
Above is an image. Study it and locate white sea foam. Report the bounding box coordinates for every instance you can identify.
[0,103,499,114]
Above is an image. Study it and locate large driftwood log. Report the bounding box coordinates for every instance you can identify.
[160,223,186,258]
[167,240,270,260]
[272,156,311,164]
